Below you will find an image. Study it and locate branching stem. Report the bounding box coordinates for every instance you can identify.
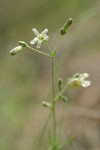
[27,45,51,57]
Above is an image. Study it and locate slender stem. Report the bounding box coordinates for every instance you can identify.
[36,112,52,150]
[53,35,62,55]
[55,35,62,51]
[51,57,57,146]
[54,84,68,102]
[50,35,63,148]
[52,57,55,102]
[27,45,51,57]
[46,43,53,55]
[58,102,67,143]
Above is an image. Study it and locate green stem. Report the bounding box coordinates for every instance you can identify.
[53,35,62,55]
[54,84,68,102]
[52,57,55,102]
[46,43,53,55]
[50,36,63,148]
[27,45,51,57]
[36,112,52,150]
[58,102,67,143]
[51,57,57,146]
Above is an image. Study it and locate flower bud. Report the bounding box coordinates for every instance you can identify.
[60,18,73,35]
[10,46,23,56]
[58,78,63,91]
[19,41,28,47]
[42,101,52,108]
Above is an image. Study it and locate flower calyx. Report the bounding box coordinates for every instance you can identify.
[60,18,73,35]
[10,46,23,56]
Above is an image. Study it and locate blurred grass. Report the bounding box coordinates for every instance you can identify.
[0,0,100,150]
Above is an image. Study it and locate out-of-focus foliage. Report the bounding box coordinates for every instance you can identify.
[0,0,100,150]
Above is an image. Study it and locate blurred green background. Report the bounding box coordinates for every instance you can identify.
[0,0,100,150]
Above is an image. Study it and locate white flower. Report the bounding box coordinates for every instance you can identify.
[30,28,49,49]
[68,73,91,88]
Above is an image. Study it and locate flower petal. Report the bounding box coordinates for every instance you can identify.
[30,37,38,44]
[83,73,89,78]
[32,28,39,36]
[41,29,48,35]
[43,35,49,41]
[37,41,42,49]
[82,81,91,87]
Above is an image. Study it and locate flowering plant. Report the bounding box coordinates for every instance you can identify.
[10,18,91,150]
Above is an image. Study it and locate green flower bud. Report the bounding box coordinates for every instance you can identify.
[60,18,73,35]
[58,78,63,91]
[10,46,23,56]
[19,41,28,47]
